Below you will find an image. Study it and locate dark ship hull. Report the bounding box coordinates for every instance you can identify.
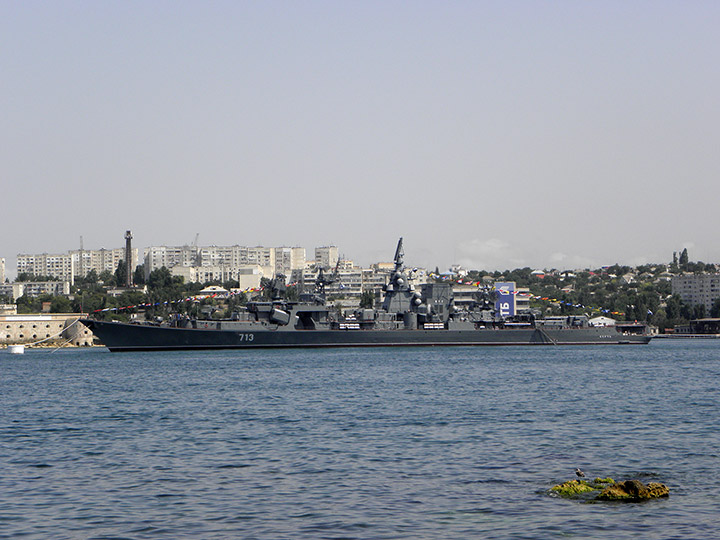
[81,318,651,352]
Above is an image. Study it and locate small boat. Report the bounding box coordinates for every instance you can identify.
[7,344,25,354]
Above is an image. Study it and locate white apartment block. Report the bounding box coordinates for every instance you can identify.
[146,245,273,271]
[0,258,5,283]
[69,248,139,278]
[315,246,339,270]
[672,273,720,314]
[145,245,306,283]
[18,248,139,283]
[144,245,200,271]
[274,247,306,277]
[289,264,406,300]
[0,281,71,301]
[170,265,266,290]
[17,253,75,284]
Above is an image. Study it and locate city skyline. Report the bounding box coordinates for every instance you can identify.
[4,231,707,283]
[2,2,719,278]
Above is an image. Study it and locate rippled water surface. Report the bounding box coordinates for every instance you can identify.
[1,340,719,539]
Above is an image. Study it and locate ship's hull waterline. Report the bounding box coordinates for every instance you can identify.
[81,319,651,352]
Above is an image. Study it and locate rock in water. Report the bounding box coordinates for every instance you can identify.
[550,477,669,502]
[550,479,598,498]
[596,480,669,501]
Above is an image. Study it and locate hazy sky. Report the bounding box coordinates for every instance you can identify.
[2,1,719,278]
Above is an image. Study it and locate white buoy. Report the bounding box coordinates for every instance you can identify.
[8,344,25,354]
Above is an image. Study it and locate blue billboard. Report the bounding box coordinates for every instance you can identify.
[494,282,516,318]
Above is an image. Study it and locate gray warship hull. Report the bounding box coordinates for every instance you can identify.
[81,318,651,352]
[81,238,652,351]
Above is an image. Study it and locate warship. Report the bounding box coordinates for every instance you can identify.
[81,238,652,351]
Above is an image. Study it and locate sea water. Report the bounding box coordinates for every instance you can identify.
[1,340,718,539]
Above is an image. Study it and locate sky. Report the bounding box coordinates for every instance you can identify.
[2,1,719,279]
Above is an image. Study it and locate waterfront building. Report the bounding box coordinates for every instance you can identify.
[0,313,93,346]
[672,273,720,314]
[516,287,531,313]
[452,284,481,310]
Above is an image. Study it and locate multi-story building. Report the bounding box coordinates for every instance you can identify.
[315,246,339,270]
[0,281,71,301]
[170,265,265,290]
[0,258,5,283]
[289,262,417,304]
[672,273,720,314]
[145,244,306,283]
[274,247,306,277]
[18,247,139,283]
[69,247,139,278]
[516,287,531,313]
[144,245,199,272]
[17,253,75,284]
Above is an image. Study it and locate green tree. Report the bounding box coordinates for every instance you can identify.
[359,290,375,309]
[148,267,173,290]
[16,273,58,282]
[711,298,720,318]
[679,248,689,267]
[84,269,99,284]
[665,295,683,320]
[99,269,116,286]
[285,285,298,302]
[115,260,127,287]
[133,264,146,285]
[50,296,72,313]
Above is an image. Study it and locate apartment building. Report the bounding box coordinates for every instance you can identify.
[17,253,75,284]
[0,281,71,302]
[144,245,200,271]
[672,273,720,314]
[69,248,139,278]
[315,246,339,270]
[170,265,265,290]
[289,262,417,302]
[145,245,306,283]
[274,247,306,277]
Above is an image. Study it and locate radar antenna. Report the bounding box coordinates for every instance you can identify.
[393,237,404,272]
[315,259,341,297]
